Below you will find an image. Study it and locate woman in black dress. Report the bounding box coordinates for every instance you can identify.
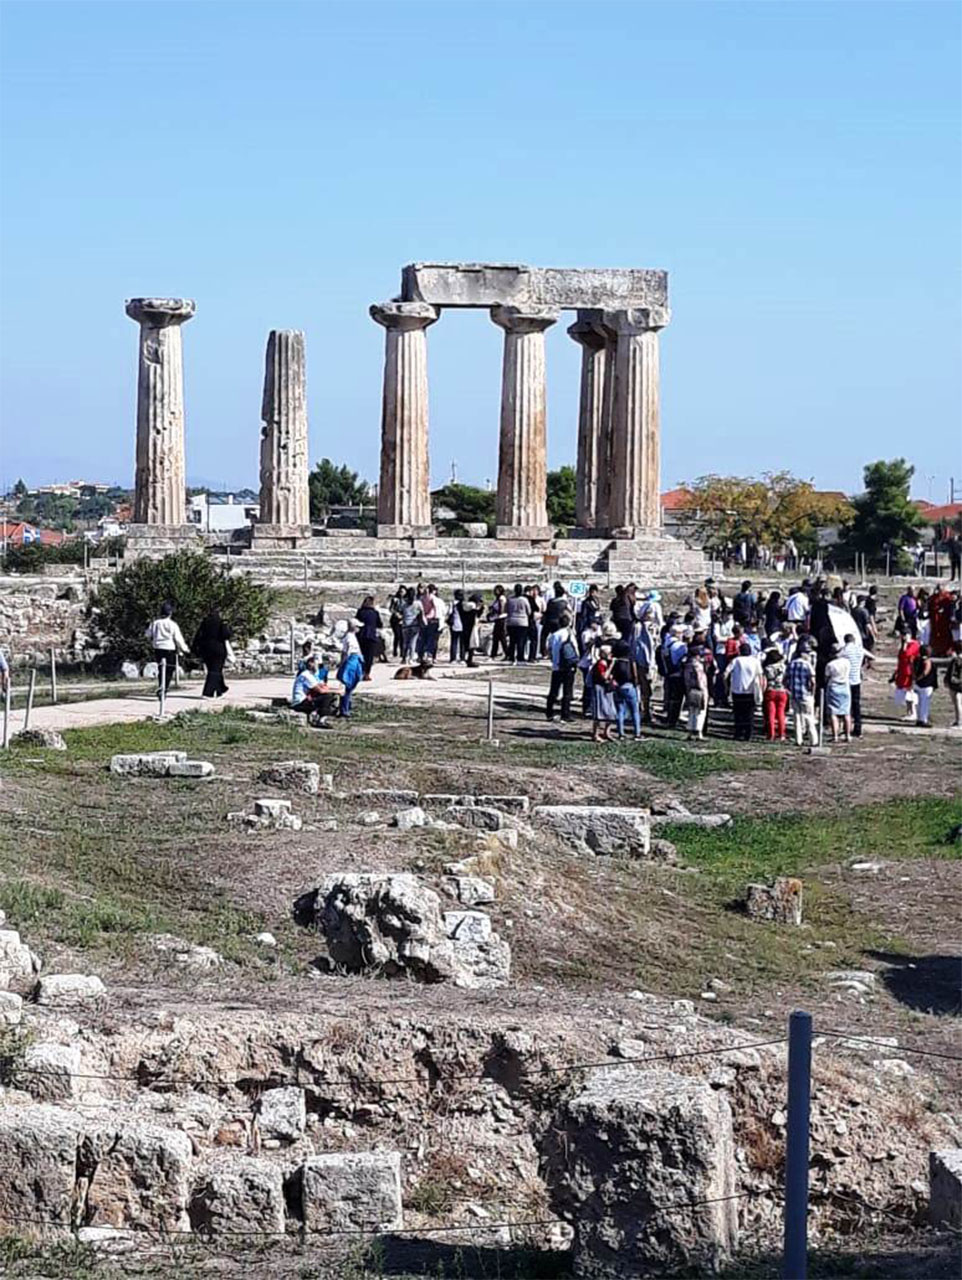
[193,609,232,698]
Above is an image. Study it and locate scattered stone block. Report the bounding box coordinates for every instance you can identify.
[355,788,418,807]
[21,1042,83,1102]
[650,812,732,829]
[0,990,23,1026]
[34,973,107,1006]
[0,928,36,981]
[121,661,140,680]
[167,760,214,779]
[393,806,428,830]
[356,810,382,826]
[442,875,496,906]
[295,873,510,988]
[535,805,651,857]
[228,798,303,831]
[745,877,803,926]
[257,760,323,794]
[255,932,277,948]
[84,1119,192,1231]
[299,1151,403,1233]
[649,837,678,862]
[190,1154,285,1236]
[12,728,67,751]
[929,1150,962,1228]
[0,1104,83,1229]
[257,1085,306,1143]
[317,817,338,832]
[475,794,529,814]
[447,805,505,831]
[547,1068,738,1277]
[421,793,460,808]
[109,751,187,777]
[151,934,223,970]
[825,969,876,997]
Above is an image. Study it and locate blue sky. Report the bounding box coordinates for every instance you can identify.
[1,0,959,501]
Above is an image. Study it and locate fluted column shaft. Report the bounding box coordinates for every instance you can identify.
[259,330,310,530]
[568,312,608,531]
[491,306,558,539]
[126,298,195,526]
[603,307,667,534]
[371,302,438,538]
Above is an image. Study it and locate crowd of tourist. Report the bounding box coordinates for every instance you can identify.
[279,575,962,739]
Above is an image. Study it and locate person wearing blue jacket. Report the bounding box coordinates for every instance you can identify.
[337,650,364,719]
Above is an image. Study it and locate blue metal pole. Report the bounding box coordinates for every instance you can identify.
[783,1010,812,1279]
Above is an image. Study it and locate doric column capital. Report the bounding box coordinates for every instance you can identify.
[370,301,439,332]
[125,297,196,327]
[490,305,559,334]
[567,309,607,350]
[600,305,670,337]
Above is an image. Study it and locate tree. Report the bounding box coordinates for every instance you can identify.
[843,459,924,561]
[431,483,495,523]
[89,550,274,665]
[546,466,577,528]
[308,459,370,520]
[677,472,853,557]
[12,479,27,499]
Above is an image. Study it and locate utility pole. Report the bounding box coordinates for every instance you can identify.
[451,460,458,484]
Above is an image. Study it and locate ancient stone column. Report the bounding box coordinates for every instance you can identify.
[491,305,558,540]
[603,306,668,536]
[257,330,311,540]
[370,301,439,539]
[126,298,195,527]
[568,311,608,531]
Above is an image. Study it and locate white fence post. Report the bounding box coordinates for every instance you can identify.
[24,668,37,732]
[50,648,58,705]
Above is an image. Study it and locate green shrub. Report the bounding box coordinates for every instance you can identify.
[88,550,275,664]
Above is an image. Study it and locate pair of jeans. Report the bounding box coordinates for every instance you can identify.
[615,682,641,736]
[449,630,464,662]
[546,667,575,720]
[664,674,685,727]
[763,688,788,739]
[402,625,419,662]
[732,692,755,740]
[490,617,507,657]
[850,683,862,736]
[792,696,818,745]
[418,619,440,659]
[506,626,528,662]
[359,638,378,676]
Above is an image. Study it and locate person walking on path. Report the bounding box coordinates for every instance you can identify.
[448,589,466,663]
[399,588,422,663]
[145,602,189,694]
[546,614,578,723]
[913,645,938,728]
[505,584,532,664]
[787,641,819,746]
[613,640,642,739]
[192,608,234,699]
[891,633,921,722]
[945,641,962,727]
[336,648,364,720]
[388,585,406,659]
[541,582,568,656]
[683,644,709,741]
[525,585,543,663]
[762,647,789,741]
[898,586,919,638]
[726,642,763,741]
[590,645,618,742]
[487,586,508,659]
[824,643,853,743]
[355,596,383,679]
[840,632,865,737]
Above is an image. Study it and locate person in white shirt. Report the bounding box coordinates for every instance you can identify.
[726,643,763,740]
[145,602,189,693]
[341,619,361,659]
[785,588,809,625]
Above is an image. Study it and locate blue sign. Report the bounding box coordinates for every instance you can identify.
[568,580,588,599]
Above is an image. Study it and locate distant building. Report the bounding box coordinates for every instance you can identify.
[189,493,259,532]
[33,480,111,498]
[0,521,69,548]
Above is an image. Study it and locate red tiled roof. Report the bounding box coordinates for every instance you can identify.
[0,522,69,547]
[660,488,691,511]
[918,502,962,523]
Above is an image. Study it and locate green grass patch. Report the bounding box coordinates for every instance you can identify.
[503,735,783,781]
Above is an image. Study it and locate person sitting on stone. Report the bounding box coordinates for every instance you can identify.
[290,654,334,724]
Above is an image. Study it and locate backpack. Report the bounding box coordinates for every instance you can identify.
[559,637,579,671]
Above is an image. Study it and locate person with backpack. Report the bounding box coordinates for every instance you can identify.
[612,640,641,739]
[546,613,578,723]
[541,581,569,656]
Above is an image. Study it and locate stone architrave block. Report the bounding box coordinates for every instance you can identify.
[109,751,187,777]
[83,1119,193,1232]
[12,728,67,751]
[299,1151,403,1233]
[929,1149,962,1228]
[22,1042,83,1103]
[442,875,496,907]
[475,794,530,814]
[190,1155,285,1236]
[534,805,651,857]
[354,787,419,807]
[0,1106,84,1229]
[745,878,803,926]
[546,1067,738,1278]
[34,973,107,1006]
[0,928,36,981]
[446,805,505,832]
[167,760,215,779]
[444,911,493,944]
[257,761,322,794]
[257,1086,306,1143]
[0,990,23,1026]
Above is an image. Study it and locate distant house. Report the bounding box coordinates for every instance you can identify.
[0,521,68,548]
[189,493,259,532]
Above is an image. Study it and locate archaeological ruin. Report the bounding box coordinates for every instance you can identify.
[123,265,706,580]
